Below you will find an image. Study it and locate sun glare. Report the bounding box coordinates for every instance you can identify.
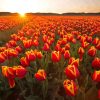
[18,12,26,17]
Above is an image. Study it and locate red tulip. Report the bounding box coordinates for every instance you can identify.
[86,36,92,43]
[32,39,39,47]
[61,47,66,54]
[36,51,43,59]
[92,37,99,45]
[55,44,61,51]
[2,66,16,88]
[64,50,70,59]
[68,57,75,65]
[23,40,32,48]
[20,57,29,67]
[65,43,70,50]
[34,69,46,81]
[9,40,17,47]
[92,57,100,69]
[15,66,27,79]
[65,65,80,80]
[88,46,97,57]
[70,58,79,68]
[63,79,78,96]
[0,53,6,63]
[2,66,16,79]
[81,41,89,48]
[78,47,85,61]
[25,50,36,62]
[42,43,50,51]
[51,51,61,62]
[15,46,22,53]
[92,70,100,82]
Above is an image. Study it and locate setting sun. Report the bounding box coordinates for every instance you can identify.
[18,12,26,17]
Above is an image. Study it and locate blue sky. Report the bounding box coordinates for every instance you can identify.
[0,0,100,13]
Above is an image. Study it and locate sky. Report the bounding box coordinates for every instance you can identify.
[0,0,100,13]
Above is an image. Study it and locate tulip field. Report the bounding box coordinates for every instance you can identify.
[0,15,100,100]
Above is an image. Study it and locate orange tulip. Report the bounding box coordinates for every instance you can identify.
[42,43,50,51]
[78,47,84,61]
[64,50,70,59]
[34,69,46,81]
[65,65,80,80]
[36,51,43,59]
[2,66,16,88]
[51,51,61,62]
[0,53,6,63]
[92,37,99,45]
[20,57,29,67]
[15,66,27,79]
[92,70,100,82]
[15,46,22,53]
[92,57,100,69]
[25,50,36,62]
[63,79,78,96]
[65,43,70,50]
[88,46,97,57]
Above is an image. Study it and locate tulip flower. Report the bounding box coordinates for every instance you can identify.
[55,44,61,51]
[65,65,80,80]
[64,50,70,59]
[65,43,70,50]
[34,69,46,81]
[92,57,100,69]
[42,43,50,51]
[86,36,92,43]
[51,51,61,62]
[63,79,78,96]
[9,40,17,47]
[36,51,43,59]
[32,39,39,47]
[2,66,16,88]
[92,37,99,45]
[23,40,32,48]
[88,46,97,57]
[68,57,75,65]
[69,58,79,68]
[25,50,36,62]
[20,57,29,67]
[15,66,27,79]
[81,41,89,48]
[78,47,85,61]
[0,53,6,63]
[15,46,22,53]
[92,70,100,82]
